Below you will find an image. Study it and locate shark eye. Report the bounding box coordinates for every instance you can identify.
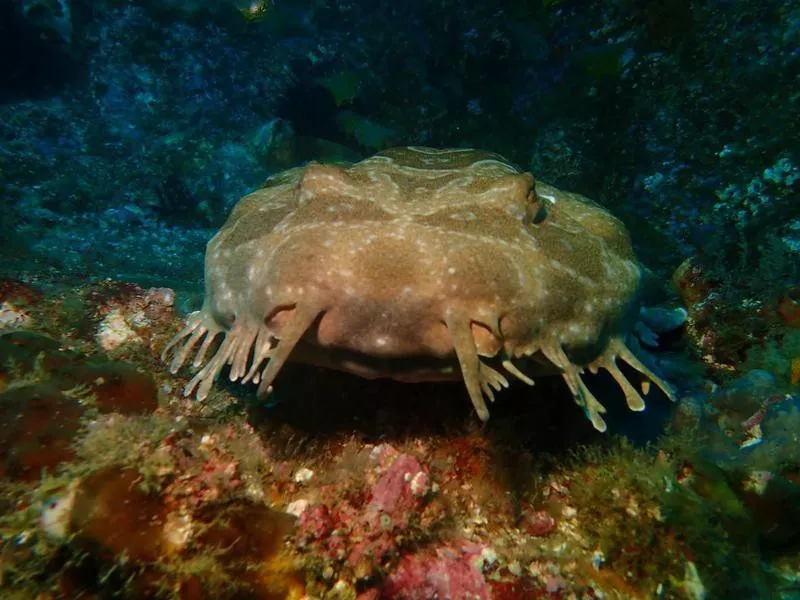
[531,204,547,225]
[527,191,548,225]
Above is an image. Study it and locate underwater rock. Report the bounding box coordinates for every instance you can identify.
[0,279,176,359]
[56,358,159,414]
[296,503,334,544]
[520,509,557,537]
[709,369,776,444]
[0,383,83,481]
[635,305,688,348]
[251,117,362,173]
[346,450,433,576]
[669,376,800,555]
[0,330,159,415]
[381,544,491,600]
[364,449,430,527]
[87,282,177,353]
[672,258,716,309]
[39,466,304,598]
[735,468,800,553]
[21,0,72,46]
[0,366,772,599]
[673,258,800,381]
[777,286,800,327]
[0,330,76,379]
[96,308,141,351]
[710,392,800,552]
[293,444,441,582]
[0,328,160,484]
[0,279,41,331]
[42,467,174,562]
[0,299,32,330]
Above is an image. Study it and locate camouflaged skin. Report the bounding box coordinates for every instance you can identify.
[164,147,672,430]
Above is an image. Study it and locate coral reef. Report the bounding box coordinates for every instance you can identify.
[674,257,800,382]
[0,277,797,597]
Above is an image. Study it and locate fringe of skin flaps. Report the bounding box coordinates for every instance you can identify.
[163,309,674,432]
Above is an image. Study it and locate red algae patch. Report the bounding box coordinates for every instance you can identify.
[55,358,159,414]
[38,460,304,597]
[30,415,301,598]
[0,330,77,373]
[0,328,161,483]
[0,384,83,481]
[0,330,160,415]
[381,544,492,599]
[65,467,169,563]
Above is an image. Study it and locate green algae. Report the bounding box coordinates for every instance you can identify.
[560,434,768,598]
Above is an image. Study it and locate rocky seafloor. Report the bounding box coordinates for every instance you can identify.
[2,0,800,598]
[0,264,799,599]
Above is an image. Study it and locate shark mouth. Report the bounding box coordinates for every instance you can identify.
[163,306,674,431]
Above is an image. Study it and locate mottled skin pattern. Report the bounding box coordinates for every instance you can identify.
[163,147,672,431]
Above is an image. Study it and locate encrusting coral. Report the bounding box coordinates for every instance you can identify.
[164,146,673,430]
